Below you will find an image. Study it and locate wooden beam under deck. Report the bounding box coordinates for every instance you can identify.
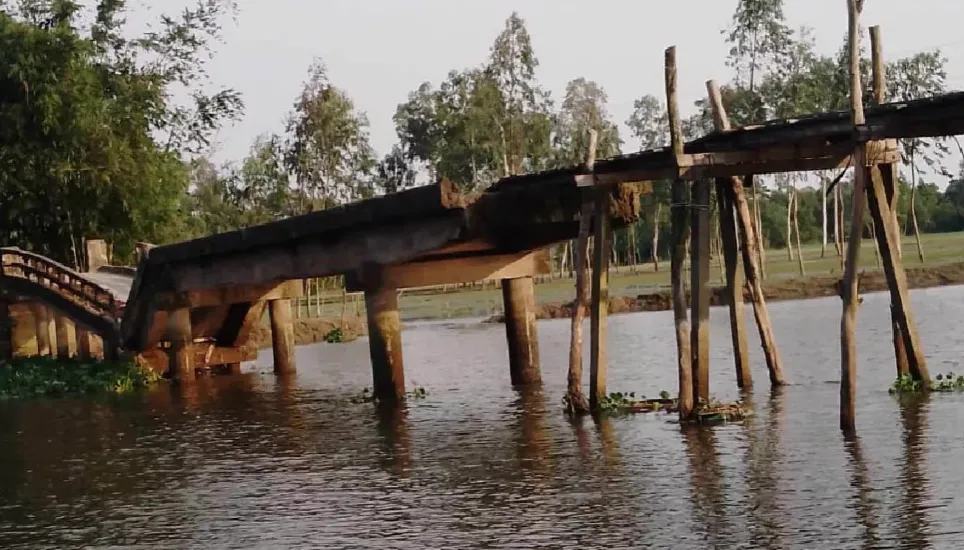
[345,249,552,293]
[154,280,303,311]
[138,344,258,375]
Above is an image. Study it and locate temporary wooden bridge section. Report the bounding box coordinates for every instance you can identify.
[558,10,954,429]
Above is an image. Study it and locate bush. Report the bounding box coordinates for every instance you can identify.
[0,357,161,398]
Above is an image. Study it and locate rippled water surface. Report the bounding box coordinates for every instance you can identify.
[3,286,964,549]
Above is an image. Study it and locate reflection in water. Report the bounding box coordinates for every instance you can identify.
[682,423,728,549]
[898,396,931,550]
[743,389,787,550]
[1,286,964,548]
[374,402,412,476]
[843,433,881,549]
[512,388,553,475]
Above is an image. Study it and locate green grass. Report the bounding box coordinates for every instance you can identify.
[292,231,964,322]
[0,356,162,399]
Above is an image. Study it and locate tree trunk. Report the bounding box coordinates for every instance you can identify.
[786,188,794,261]
[834,181,842,256]
[793,189,805,276]
[910,158,925,263]
[822,175,828,258]
[652,203,661,272]
[752,179,767,280]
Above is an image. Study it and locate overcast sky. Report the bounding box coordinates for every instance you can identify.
[195,0,964,178]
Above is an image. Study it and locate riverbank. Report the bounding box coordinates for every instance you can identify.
[485,260,964,322]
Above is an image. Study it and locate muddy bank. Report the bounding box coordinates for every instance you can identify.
[486,261,964,323]
[247,316,368,352]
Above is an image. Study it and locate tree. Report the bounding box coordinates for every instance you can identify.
[0,0,242,264]
[887,50,950,262]
[284,59,377,211]
[375,145,417,194]
[485,12,553,176]
[552,78,621,167]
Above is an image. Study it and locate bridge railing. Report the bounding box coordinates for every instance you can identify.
[0,247,120,319]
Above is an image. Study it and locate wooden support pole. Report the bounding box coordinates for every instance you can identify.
[666,46,694,419]
[715,178,752,388]
[690,178,711,403]
[269,298,296,375]
[867,167,930,385]
[566,130,598,414]
[167,307,194,382]
[502,276,541,385]
[589,184,611,409]
[76,326,92,360]
[870,24,910,379]
[365,287,405,402]
[32,303,52,357]
[706,80,786,387]
[841,0,867,433]
[55,314,71,359]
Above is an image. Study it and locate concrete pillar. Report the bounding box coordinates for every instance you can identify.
[501,277,541,385]
[76,326,92,359]
[85,239,109,272]
[268,299,296,375]
[364,287,404,402]
[32,303,52,356]
[55,315,72,359]
[167,307,194,382]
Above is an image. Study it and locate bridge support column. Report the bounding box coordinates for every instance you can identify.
[55,315,72,359]
[365,287,404,402]
[268,299,296,375]
[167,308,194,382]
[76,327,92,360]
[501,277,541,386]
[31,304,53,357]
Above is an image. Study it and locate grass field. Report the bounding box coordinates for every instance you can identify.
[295,231,964,322]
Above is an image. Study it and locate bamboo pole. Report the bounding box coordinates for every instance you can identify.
[666,46,693,420]
[707,80,786,387]
[566,130,599,414]
[841,0,867,433]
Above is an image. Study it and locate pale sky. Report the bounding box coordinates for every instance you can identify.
[199,0,964,178]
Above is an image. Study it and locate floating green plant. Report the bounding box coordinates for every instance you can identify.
[348,386,427,404]
[890,372,964,394]
[563,390,677,416]
[687,398,753,425]
[0,357,161,399]
[323,327,345,343]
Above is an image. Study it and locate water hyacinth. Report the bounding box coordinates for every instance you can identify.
[0,357,161,399]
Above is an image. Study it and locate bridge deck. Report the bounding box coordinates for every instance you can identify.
[83,271,134,303]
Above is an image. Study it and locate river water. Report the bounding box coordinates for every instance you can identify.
[2,286,964,549]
